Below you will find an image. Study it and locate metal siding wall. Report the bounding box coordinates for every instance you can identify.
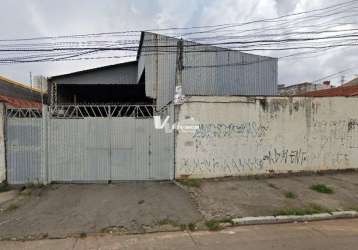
[7,118,42,184]
[141,33,157,99]
[156,36,177,106]
[138,33,278,102]
[140,32,178,106]
[7,111,174,183]
[182,42,278,96]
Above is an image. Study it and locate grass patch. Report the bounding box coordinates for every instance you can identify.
[188,223,196,231]
[177,179,202,188]
[25,183,45,189]
[5,204,19,212]
[158,218,178,227]
[310,184,334,194]
[285,191,297,199]
[79,232,87,238]
[205,220,222,231]
[0,183,10,193]
[349,207,358,212]
[267,183,279,189]
[274,204,331,216]
[205,218,233,231]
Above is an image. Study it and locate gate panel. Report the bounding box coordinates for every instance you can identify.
[7,118,42,184]
[110,118,135,180]
[85,118,110,181]
[48,119,86,182]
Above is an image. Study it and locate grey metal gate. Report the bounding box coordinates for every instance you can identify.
[6,109,42,184]
[6,105,174,184]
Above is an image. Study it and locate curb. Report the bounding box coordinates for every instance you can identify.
[232,211,358,226]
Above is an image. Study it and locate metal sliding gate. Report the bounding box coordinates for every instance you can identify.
[6,105,174,184]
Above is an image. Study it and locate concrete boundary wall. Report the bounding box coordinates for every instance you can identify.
[175,96,358,179]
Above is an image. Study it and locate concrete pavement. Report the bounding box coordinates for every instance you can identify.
[0,183,202,239]
[2,218,358,250]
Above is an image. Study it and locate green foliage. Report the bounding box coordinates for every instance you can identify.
[5,204,19,212]
[178,179,202,188]
[205,220,222,231]
[310,184,334,194]
[188,223,196,231]
[274,204,331,216]
[285,191,297,199]
[0,183,10,193]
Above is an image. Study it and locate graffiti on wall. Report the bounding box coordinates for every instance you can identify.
[179,148,308,175]
[192,122,269,139]
[179,117,358,177]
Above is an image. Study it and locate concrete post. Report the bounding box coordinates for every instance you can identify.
[41,105,48,184]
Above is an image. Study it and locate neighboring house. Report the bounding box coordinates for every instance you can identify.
[48,31,278,106]
[279,81,331,96]
[302,84,358,97]
[342,77,358,87]
[0,75,45,106]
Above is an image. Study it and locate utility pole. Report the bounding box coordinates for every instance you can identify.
[29,72,33,90]
[341,75,345,86]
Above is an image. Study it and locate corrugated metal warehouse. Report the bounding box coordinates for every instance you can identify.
[5,31,278,184]
[138,32,278,106]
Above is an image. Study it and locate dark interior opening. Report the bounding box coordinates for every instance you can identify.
[57,83,153,105]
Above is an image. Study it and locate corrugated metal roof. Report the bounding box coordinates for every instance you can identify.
[0,94,42,109]
[301,85,358,97]
[137,31,278,106]
[49,61,138,85]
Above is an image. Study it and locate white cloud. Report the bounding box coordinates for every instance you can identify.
[0,0,356,86]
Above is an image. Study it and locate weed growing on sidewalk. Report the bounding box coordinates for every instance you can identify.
[5,204,19,212]
[0,183,10,193]
[274,204,331,216]
[158,218,179,227]
[79,232,87,238]
[188,223,196,231]
[179,223,197,231]
[205,220,221,231]
[285,191,297,199]
[310,184,334,194]
[267,183,279,189]
[205,218,233,231]
[177,179,202,188]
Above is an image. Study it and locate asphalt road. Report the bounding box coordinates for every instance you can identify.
[2,218,358,250]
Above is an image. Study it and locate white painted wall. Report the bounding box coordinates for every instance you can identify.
[0,103,6,182]
[175,96,358,179]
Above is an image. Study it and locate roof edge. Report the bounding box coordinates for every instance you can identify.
[49,60,138,80]
[0,75,42,93]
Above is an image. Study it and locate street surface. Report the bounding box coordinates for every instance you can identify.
[2,219,358,250]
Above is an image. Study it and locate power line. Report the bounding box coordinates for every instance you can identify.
[0,0,356,42]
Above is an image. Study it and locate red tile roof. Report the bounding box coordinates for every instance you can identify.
[300,85,358,97]
[0,94,42,109]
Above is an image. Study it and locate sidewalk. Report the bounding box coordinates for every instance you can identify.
[179,171,358,220]
[0,171,358,240]
[2,218,358,250]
